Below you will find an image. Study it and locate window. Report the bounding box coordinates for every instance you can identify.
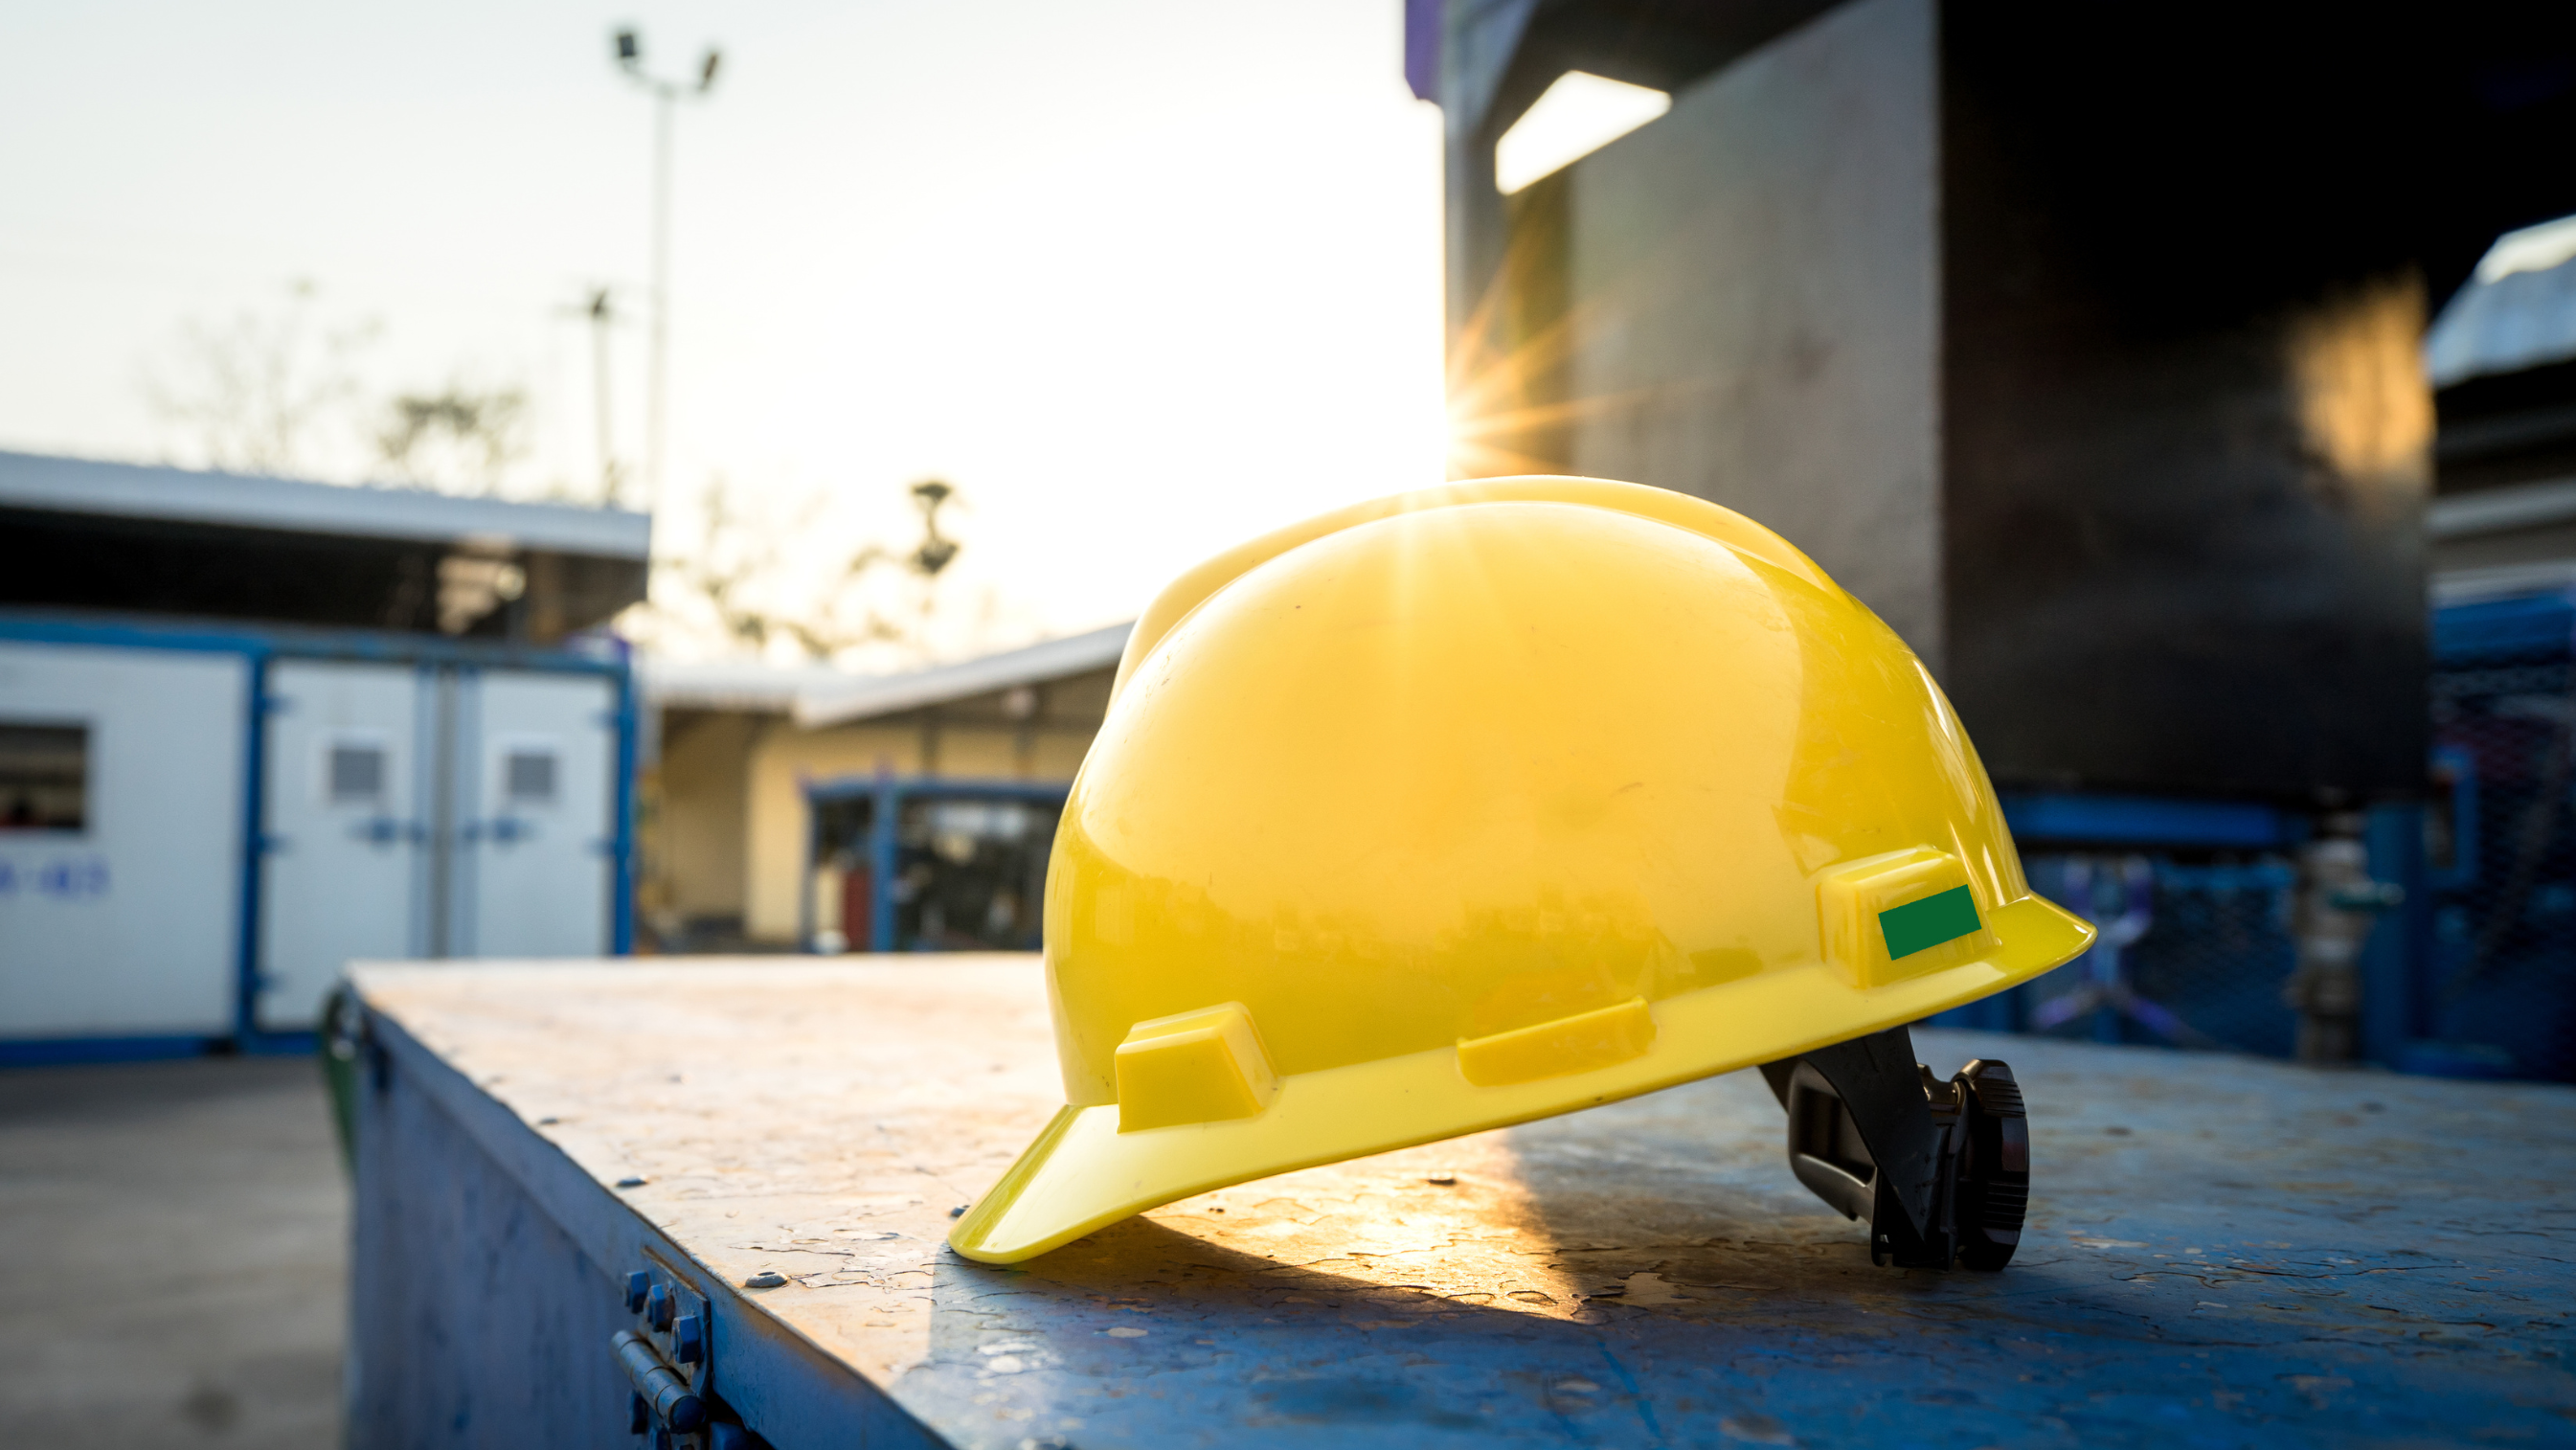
[328,742,387,804]
[504,748,557,805]
[892,795,1060,951]
[0,722,88,832]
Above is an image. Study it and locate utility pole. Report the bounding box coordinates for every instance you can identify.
[586,288,620,506]
[613,29,720,515]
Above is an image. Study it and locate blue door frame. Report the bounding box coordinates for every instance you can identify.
[0,609,637,1063]
[801,774,1072,954]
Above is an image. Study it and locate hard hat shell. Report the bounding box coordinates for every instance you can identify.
[950,477,2092,1264]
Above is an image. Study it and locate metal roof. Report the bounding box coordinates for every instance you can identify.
[2426,250,2576,389]
[792,623,1132,729]
[0,450,652,559]
[635,658,871,714]
[637,623,1134,725]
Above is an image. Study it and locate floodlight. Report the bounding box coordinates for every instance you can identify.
[1494,72,1672,195]
[605,24,724,512]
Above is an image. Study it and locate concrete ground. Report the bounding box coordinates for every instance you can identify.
[0,1054,347,1448]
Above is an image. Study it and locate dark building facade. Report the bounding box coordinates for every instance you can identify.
[1427,0,2576,804]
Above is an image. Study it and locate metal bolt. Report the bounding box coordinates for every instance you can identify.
[646,1282,674,1331]
[625,1271,651,1313]
[674,1313,705,1365]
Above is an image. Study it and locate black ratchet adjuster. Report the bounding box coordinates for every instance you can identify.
[1757,1026,2028,1270]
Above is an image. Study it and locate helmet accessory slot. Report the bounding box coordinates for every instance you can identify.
[1113,1003,1279,1132]
[1815,850,2000,986]
[1455,995,1656,1086]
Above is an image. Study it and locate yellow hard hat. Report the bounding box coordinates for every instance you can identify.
[950,476,2092,1264]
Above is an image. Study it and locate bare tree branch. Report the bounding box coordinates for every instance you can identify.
[375,384,532,496]
[632,475,968,663]
[142,280,381,477]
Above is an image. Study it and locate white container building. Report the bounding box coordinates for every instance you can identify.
[0,451,650,1060]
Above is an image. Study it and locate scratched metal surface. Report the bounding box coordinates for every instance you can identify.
[356,959,2575,1449]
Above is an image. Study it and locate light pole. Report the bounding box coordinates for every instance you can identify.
[613,28,719,515]
[585,288,619,506]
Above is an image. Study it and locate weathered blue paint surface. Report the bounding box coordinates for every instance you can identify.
[350,1012,636,1447]
[922,1037,2573,1449]
[351,963,2575,1450]
[349,1001,938,1450]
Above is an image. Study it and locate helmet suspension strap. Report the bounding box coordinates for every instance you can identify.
[1757,1026,2030,1270]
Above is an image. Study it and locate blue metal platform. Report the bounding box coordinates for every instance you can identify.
[348,960,2575,1449]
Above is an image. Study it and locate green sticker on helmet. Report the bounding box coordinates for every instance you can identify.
[1878,885,1981,960]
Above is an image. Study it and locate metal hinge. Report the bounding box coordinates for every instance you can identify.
[613,1257,766,1449]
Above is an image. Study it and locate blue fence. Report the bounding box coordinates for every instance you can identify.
[1932,855,2308,1058]
[1935,590,2576,1082]
[2421,593,2576,1081]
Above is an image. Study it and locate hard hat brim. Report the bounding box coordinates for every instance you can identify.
[948,895,2094,1264]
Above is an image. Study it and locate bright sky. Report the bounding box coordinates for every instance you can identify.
[0,0,1448,660]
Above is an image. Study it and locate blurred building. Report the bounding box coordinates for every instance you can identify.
[0,451,647,1059]
[635,623,1126,952]
[2401,229,2576,1081]
[1419,0,2576,1074]
[2425,238,2576,599]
